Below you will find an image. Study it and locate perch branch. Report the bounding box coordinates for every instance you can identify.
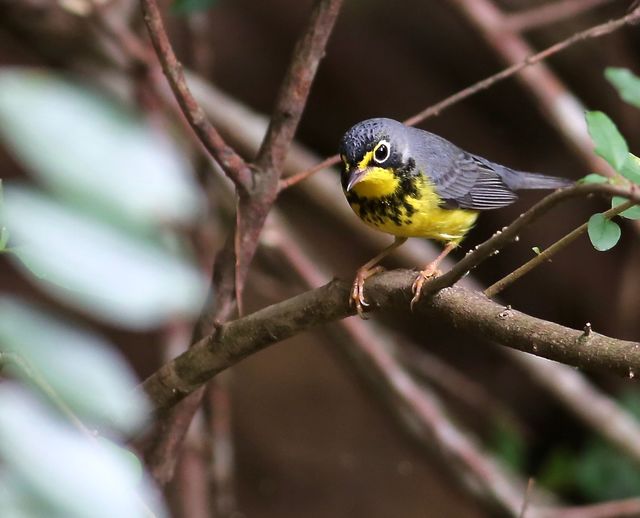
[140,271,640,414]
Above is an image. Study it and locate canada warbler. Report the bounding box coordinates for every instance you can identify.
[339,117,571,317]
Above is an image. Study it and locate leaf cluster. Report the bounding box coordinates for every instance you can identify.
[583,68,640,251]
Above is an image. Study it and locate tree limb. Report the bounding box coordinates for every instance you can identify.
[140,0,253,193]
[140,270,640,414]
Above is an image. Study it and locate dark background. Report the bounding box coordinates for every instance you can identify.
[1,0,640,516]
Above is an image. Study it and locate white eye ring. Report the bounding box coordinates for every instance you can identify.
[373,140,391,164]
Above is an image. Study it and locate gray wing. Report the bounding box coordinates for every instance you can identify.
[408,128,518,210]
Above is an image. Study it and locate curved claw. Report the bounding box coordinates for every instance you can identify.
[410,267,440,311]
[350,266,385,319]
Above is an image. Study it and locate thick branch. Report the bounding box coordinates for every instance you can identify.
[141,272,640,414]
[140,0,253,193]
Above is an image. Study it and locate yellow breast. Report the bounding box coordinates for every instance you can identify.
[346,167,478,244]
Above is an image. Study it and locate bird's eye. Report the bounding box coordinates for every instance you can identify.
[373,140,390,164]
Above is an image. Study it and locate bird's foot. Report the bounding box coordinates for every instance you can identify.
[351,266,385,319]
[410,265,441,310]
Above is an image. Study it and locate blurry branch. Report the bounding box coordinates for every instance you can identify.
[140,0,253,194]
[511,352,640,472]
[485,197,637,297]
[189,77,640,468]
[399,343,523,430]
[504,0,617,32]
[202,373,236,518]
[281,2,640,191]
[445,0,640,176]
[537,497,640,518]
[140,268,640,414]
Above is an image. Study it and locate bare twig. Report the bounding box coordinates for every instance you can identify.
[255,0,343,173]
[424,183,640,296]
[139,0,253,193]
[520,478,535,518]
[203,373,236,517]
[504,0,617,32]
[485,197,637,297]
[281,4,640,190]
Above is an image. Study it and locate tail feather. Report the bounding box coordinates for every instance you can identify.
[501,169,573,191]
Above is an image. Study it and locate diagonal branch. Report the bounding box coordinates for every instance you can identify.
[485,197,637,297]
[255,0,344,174]
[280,5,640,190]
[140,0,253,193]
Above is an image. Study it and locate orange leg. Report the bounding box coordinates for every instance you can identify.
[352,236,407,319]
[410,242,457,310]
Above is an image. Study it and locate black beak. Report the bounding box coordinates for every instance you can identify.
[345,168,368,191]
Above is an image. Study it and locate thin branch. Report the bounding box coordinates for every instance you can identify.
[424,184,640,295]
[254,0,344,174]
[504,0,617,32]
[278,153,340,191]
[409,2,639,129]
[485,197,637,297]
[139,0,253,193]
[280,5,640,190]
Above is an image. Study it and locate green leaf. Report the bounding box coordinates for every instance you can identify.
[605,67,640,109]
[532,246,542,255]
[579,173,609,184]
[585,111,629,171]
[612,196,640,220]
[0,298,149,434]
[489,419,526,471]
[0,387,167,518]
[3,185,206,329]
[588,213,621,251]
[621,153,640,185]
[0,69,203,230]
[171,0,217,14]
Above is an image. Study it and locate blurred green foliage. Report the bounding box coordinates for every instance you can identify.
[0,68,210,516]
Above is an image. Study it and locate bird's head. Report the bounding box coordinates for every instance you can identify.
[339,118,410,196]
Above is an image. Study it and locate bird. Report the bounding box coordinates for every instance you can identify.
[339,117,572,318]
